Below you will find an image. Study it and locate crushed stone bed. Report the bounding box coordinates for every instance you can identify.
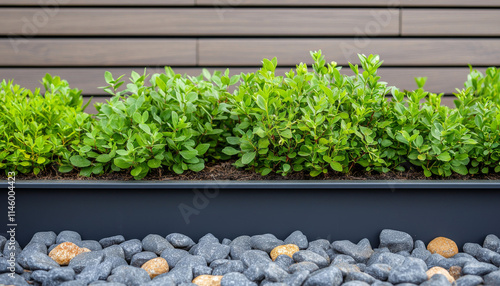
[1,229,500,286]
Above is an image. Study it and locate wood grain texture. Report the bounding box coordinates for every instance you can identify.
[0,67,484,96]
[196,0,399,7]
[197,0,500,7]
[0,0,194,6]
[0,39,196,66]
[402,9,500,36]
[0,8,399,36]
[199,39,500,66]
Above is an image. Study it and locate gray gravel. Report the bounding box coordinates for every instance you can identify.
[6,229,500,285]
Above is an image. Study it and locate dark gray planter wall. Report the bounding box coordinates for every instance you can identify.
[3,180,500,247]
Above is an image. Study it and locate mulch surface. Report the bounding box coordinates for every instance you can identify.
[2,160,500,181]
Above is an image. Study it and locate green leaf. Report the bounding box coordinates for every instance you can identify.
[58,165,73,173]
[114,158,132,169]
[70,155,91,168]
[261,168,272,176]
[222,147,240,156]
[147,159,162,169]
[256,94,267,110]
[180,150,198,160]
[96,154,113,163]
[195,143,210,156]
[242,152,256,165]
[139,123,151,134]
[381,139,393,147]
[451,165,468,175]
[437,152,451,162]
[283,164,291,173]
[189,162,205,172]
[172,164,184,174]
[131,166,142,177]
[330,161,343,172]
[104,71,113,84]
[227,137,241,145]
[281,129,292,139]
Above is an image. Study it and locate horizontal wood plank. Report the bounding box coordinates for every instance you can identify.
[198,0,500,7]
[402,9,500,36]
[0,8,399,36]
[0,67,484,96]
[199,39,500,66]
[0,39,196,66]
[0,0,193,6]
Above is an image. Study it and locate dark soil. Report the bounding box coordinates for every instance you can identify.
[2,160,500,181]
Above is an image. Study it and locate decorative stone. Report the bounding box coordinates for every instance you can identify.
[251,234,284,253]
[484,235,500,252]
[270,244,300,261]
[192,275,223,286]
[303,266,343,286]
[331,239,374,263]
[448,266,462,280]
[387,257,427,284]
[427,237,459,258]
[49,242,89,266]
[107,265,151,285]
[292,250,329,268]
[220,272,257,286]
[462,261,498,276]
[68,251,104,273]
[284,231,308,250]
[379,229,414,253]
[99,235,125,249]
[426,266,455,283]
[166,233,196,249]
[455,275,483,286]
[141,257,169,278]
[142,234,173,255]
[288,261,319,273]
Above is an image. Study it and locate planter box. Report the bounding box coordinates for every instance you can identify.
[4,180,500,247]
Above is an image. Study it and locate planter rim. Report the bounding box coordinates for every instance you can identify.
[3,179,500,189]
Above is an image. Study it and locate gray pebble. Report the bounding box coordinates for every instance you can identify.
[425,253,446,268]
[332,254,356,265]
[210,259,229,268]
[75,260,112,284]
[303,266,343,286]
[29,231,57,247]
[462,261,498,276]
[0,273,30,286]
[221,272,258,286]
[143,275,175,286]
[264,263,288,282]
[0,237,6,254]
[331,239,373,263]
[335,262,361,277]
[199,233,220,244]
[476,247,500,264]
[410,248,430,261]
[175,254,207,270]
[274,254,294,270]
[365,263,391,281]
[387,257,427,284]
[284,231,308,250]
[160,248,189,268]
[230,236,252,249]
[99,235,125,249]
[342,281,370,286]
[119,239,142,261]
[213,260,245,275]
[56,231,82,245]
[293,250,329,268]
[484,270,500,286]
[102,245,125,259]
[103,255,128,270]
[156,266,192,284]
[396,250,410,257]
[222,238,232,245]
[26,251,60,271]
[3,240,21,258]
[31,269,48,283]
[130,251,157,267]
[484,234,500,253]
[288,261,319,273]
[367,252,405,269]
[166,233,195,249]
[44,267,76,286]
[18,242,47,268]
[142,234,173,255]
[455,275,483,286]
[244,262,267,281]
[345,271,377,283]
[192,242,230,263]
[371,281,393,286]
[309,239,331,251]
[463,243,482,257]
[379,229,413,253]
[68,251,104,273]
[420,273,451,286]
[282,270,309,286]
[241,250,272,267]
[356,263,366,272]
[193,265,212,276]
[306,245,330,262]
[414,240,426,249]
[81,240,102,251]
[107,265,151,285]
[60,281,87,286]
[231,245,249,260]
[251,234,283,253]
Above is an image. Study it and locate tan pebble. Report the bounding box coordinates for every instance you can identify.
[48,242,87,266]
[141,257,169,278]
[192,275,223,286]
[448,265,462,280]
[427,237,459,258]
[426,266,455,283]
[79,248,91,254]
[270,244,300,261]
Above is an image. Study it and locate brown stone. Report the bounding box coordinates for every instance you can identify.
[449,266,462,280]
[48,242,90,266]
[427,237,459,258]
[192,275,223,286]
[141,257,169,279]
[270,244,300,261]
[426,266,455,283]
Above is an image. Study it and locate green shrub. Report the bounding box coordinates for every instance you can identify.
[0,75,91,175]
[69,68,237,179]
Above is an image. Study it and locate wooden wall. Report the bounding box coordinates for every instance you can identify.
[1,0,499,112]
